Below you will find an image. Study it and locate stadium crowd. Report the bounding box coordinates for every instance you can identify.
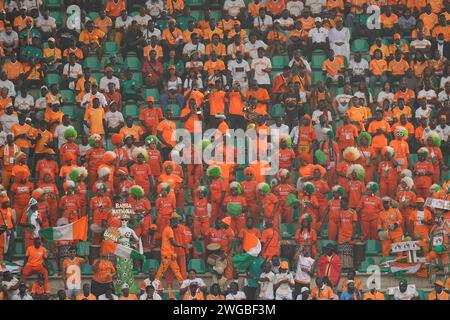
[0,0,449,300]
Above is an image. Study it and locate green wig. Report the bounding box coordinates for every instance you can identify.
[229,181,242,194]
[207,165,222,179]
[314,149,327,166]
[130,185,145,199]
[64,128,78,140]
[280,135,292,149]
[366,182,379,194]
[426,131,441,147]
[331,185,344,195]
[303,182,316,194]
[417,147,429,158]
[257,182,270,194]
[68,168,81,182]
[145,135,159,146]
[357,131,372,146]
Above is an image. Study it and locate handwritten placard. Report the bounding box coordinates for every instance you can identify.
[391,241,421,253]
[425,198,450,210]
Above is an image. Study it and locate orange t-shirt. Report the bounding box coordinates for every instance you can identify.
[105,0,126,17]
[79,28,105,45]
[2,60,23,80]
[161,226,175,257]
[388,59,410,75]
[367,120,391,148]
[84,107,105,135]
[370,58,388,76]
[156,119,177,147]
[228,92,244,116]
[322,56,344,77]
[26,246,48,267]
[209,90,226,116]
[92,259,116,283]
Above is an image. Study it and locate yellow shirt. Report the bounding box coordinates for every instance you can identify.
[84,107,105,134]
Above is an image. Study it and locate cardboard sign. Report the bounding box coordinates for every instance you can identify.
[425,198,450,210]
[391,241,421,253]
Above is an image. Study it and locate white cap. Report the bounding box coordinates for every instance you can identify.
[301,287,310,293]
[315,17,322,23]
[121,283,129,290]
[382,196,391,201]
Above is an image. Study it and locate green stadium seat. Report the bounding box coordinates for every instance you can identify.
[131,72,143,88]
[351,38,369,53]
[125,56,141,71]
[446,170,450,181]
[188,258,206,274]
[280,223,294,240]
[270,104,285,117]
[166,104,181,117]
[144,88,160,102]
[142,259,160,274]
[91,72,101,84]
[50,11,63,27]
[191,10,203,22]
[61,90,75,103]
[417,288,428,301]
[104,41,119,56]
[364,240,381,256]
[46,261,56,276]
[192,240,204,258]
[61,105,77,119]
[14,241,25,257]
[81,263,94,275]
[409,153,418,167]
[164,290,180,300]
[45,0,62,9]
[271,55,289,70]
[45,73,61,86]
[77,241,90,257]
[311,53,327,70]
[124,104,139,118]
[83,56,101,71]
[186,0,205,7]
[209,10,221,22]
[312,70,324,85]
[87,12,99,21]
[235,169,244,182]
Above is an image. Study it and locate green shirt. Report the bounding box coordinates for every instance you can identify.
[22,46,43,60]
[122,79,138,94]
[176,15,196,31]
[163,59,184,74]
[19,28,41,42]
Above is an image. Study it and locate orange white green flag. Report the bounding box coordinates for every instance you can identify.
[39,216,88,242]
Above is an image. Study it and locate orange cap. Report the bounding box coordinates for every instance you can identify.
[280,261,289,269]
[435,280,444,287]
[394,33,401,40]
[147,96,155,102]
[222,216,231,226]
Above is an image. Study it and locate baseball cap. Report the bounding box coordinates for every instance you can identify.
[147,96,155,102]
[280,261,289,269]
[315,17,322,23]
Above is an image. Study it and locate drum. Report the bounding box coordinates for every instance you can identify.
[206,243,221,266]
[337,243,354,271]
[353,241,365,269]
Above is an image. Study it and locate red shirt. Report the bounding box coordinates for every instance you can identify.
[59,195,80,222]
[209,177,227,203]
[359,195,383,221]
[414,161,434,188]
[130,163,152,185]
[90,196,112,225]
[35,159,59,182]
[193,197,209,219]
[139,107,163,129]
[85,148,106,171]
[277,148,295,169]
[155,196,176,217]
[338,209,357,244]
[348,180,366,209]
[147,149,162,176]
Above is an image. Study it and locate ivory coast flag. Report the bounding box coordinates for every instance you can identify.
[39,216,88,242]
[232,232,261,270]
[101,240,145,261]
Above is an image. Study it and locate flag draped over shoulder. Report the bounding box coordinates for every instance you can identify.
[0,261,21,274]
[232,232,261,271]
[39,216,88,242]
[101,239,145,261]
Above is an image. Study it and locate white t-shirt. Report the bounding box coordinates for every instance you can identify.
[295,256,315,283]
[434,125,450,142]
[0,30,18,46]
[278,17,294,29]
[63,63,83,79]
[98,294,119,300]
[377,91,394,104]
[224,0,246,18]
[417,89,437,101]
[354,91,373,104]
[410,39,431,50]
[99,75,121,92]
[305,0,326,14]
[308,27,328,43]
[183,42,206,57]
[269,123,290,137]
[0,113,18,133]
[140,292,162,300]
[244,40,268,60]
[0,79,16,97]
[36,16,56,33]
[143,28,162,41]
[226,291,246,300]
[312,109,332,124]
[55,124,75,148]
[349,59,369,76]
[275,272,294,298]
[393,285,419,300]
[133,14,152,31]
[438,90,450,103]
[106,111,124,128]
[146,0,164,17]
[81,92,108,108]
[258,271,275,299]
[440,76,450,89]
[14,94,34,112]
[167,77,182,91]
[251,57,272,85]
[228,59,250,86]
[2,277,19,299]
[115,16,133,30]
[180,278,206,290]
[254,15,273,32]
[286,0,304,17]
[415,106,432,119]
[11,293,33,300]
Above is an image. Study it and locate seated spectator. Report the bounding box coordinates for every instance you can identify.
[143,50,164,88]
[122,71,143,101]
[322,49,345,87]
[79,20,105,61]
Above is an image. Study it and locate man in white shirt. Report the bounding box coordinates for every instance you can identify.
[410,32,431,54]
[54,114,75,148]
[251,47,272,88]
[415,98,432,119]
[308,17,328,48]
[99,67,121,92]
[1,271,20,299]
[98,286,119,300]
[393,279,419,300]
[294,246,315,299]
[328,18,350,60]
[182,33,205,59]
[253,8,273,35]
[115,11,133,33]
[14,89,34,114]
[348,53,369,83]
[143,20,162,42]
[437,82,450,104]
[258,262,276,300]
[36,10,56,37]
[417,84,437,108]
[139,285,162,300]
[0,23,19,54]
[179,269,207,295]
[81,83,108,108]
[286,0,304,18]
[146,0,164,19]
[0,72,16,97]
[0,104,18,134]
[226,282,247,300]
[105,102,124,133]
[224,0,246,19]
[228,51,250,90]
[133,7,152,32]
[11,282,33,300]
[278,10,294,30]
[435,115,450,143]
[274,261,295,300]
[244,33,268,60]
[269,116,290,137]
[305,0,326,14]
[63,53,83,90]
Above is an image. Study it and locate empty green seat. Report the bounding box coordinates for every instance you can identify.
[81,263,94,275]
[45,0,62,9]
[166,104,181,117]
[271,55,289,70]
[270,104,285,117]
[144,88,160,102]
[87,12,99,21]
[14,241,25,256]
[61,105,77,119]
[84,56,101,71]
[190,10,203,21]
[142,259,160,274]
[45,73,61,86]
[417,288,428,301]
[188,259,206,274]
[209,10,221,22]
[312,70,324,85]
[124,104,139,118]
[77,241,90,257]
[311,53,327,70]
[280,223,294,240]
[235,169,245,182]
[61,90,75,103]
[186,0,204,7]
[106,138,114,151]
[131,72,143,87]
[104,41,119,55]
[125,56,141,71]
[351,38,369,53]
[50,11,63,27]
[365,240,381,256]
